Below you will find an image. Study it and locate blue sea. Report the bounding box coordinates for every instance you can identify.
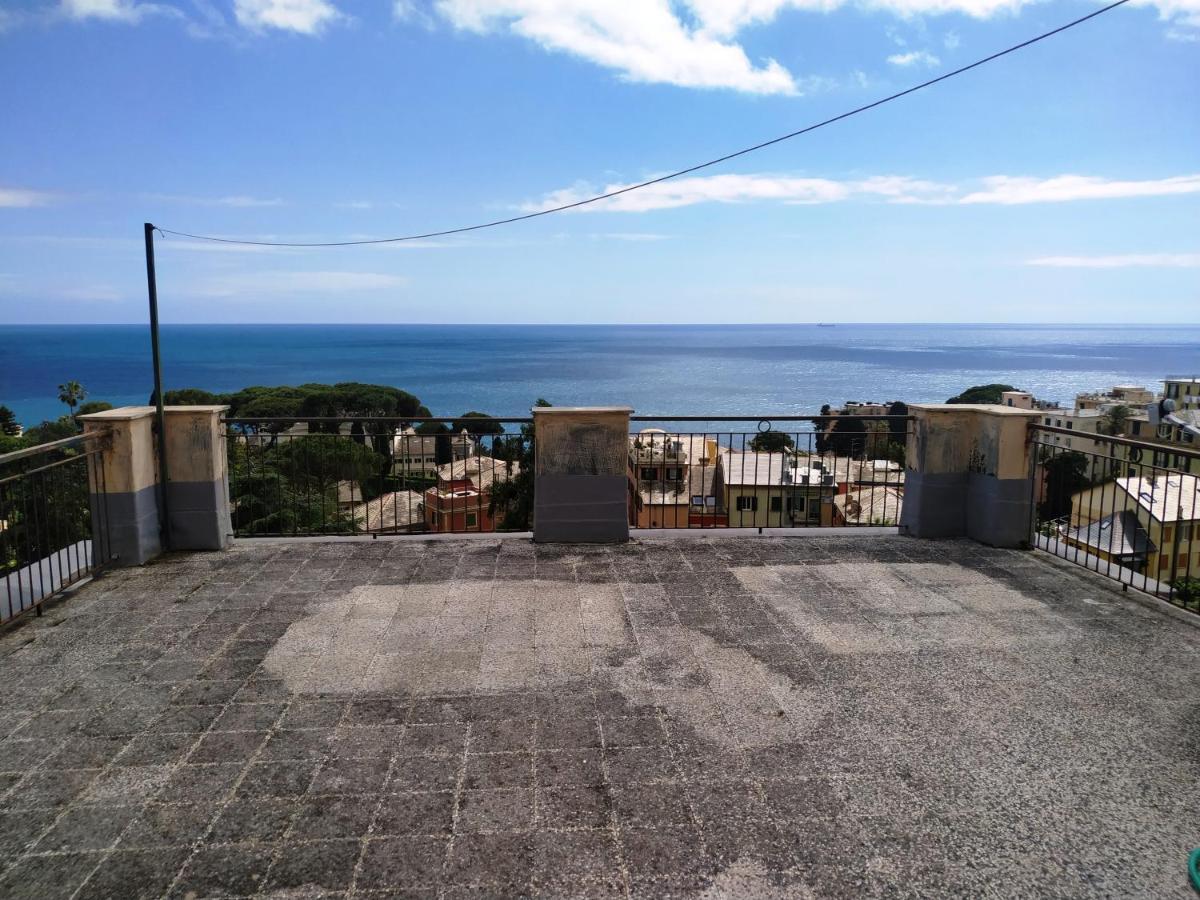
[2,324,1198,428]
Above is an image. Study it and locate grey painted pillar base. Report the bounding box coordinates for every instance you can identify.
[534,475,629,543]
[167,480,233,551]
[966,474,1033,547]
[93,484,162,566]
[901,471,1033,547]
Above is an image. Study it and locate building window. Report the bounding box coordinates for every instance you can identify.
[793,496,806,512]
[1132,421,1141,435]
[665,467,683,481]
[640,467,657,481]
[736,496,758,512]
[465,513,477,528]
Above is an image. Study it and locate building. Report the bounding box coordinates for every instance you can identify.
[1075,385,1155,412]
[628,430,725,528]
[721,451,837,527]
[354,490,425,533]
[1061,511,1154,574]
[1164,377,1200,412]
[423,456,521,533]
[392,427,475,478]
[833,486,903,526]
[1071,473,1199,580]
[1000,391,1034,410]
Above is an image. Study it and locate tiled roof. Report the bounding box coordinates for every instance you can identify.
[1115,473,1200,523]
[1065,511,1153,558]
[354,490,425,531]
[834,486,903,525]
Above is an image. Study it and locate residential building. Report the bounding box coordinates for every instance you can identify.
[1000,391,1034,409]
[1075,385,1155,412]
[1164,377,1200,411]
[1061,511,1154,574]
[423,456,521,533]
[721,451,837,527]
[354,490,425,533]
[833,486,903,526]
[392,427,475,478]
[628,429,725,528]
[1071,473,1200,579]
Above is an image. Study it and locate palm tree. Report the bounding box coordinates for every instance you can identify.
[58,381,87,418]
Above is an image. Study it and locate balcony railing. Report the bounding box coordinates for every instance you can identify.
[628,415,911,531]
[224,417,533,537]
[0,431,114,624]
[1029,425,1200,614]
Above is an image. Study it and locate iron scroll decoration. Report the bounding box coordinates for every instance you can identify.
[757,420,772,434]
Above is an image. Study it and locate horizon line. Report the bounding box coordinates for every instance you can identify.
[5,321,1198,328]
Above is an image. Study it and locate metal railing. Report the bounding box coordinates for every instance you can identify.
[1030,425,1200,614]
[628,415,911,531]
[0,431,113,624]
[224,417,533,537]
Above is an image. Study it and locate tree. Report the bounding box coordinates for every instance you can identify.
[488,399,549,531]
[1101,404,1132,437]
[1038,451,1090,522]
[947,384,1017,405]
[453,412,505,436]
[826,415,868,458]
[58,381,87,417]
[76,401,113,416]
[157,388,228,406]
[814,405,833,453]
[0,406,20,436]
[887,401,909,443]
[24,416,81,445]
[749,431,794,453]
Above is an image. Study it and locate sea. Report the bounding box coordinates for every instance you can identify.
[2,324,1198,429]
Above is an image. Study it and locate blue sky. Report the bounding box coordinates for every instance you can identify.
[0,0,1197,324]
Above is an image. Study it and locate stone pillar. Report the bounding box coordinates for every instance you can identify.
[533,407,632,543]
[79,407,162,566]
[163,406,233,551]
[901,404,1041,547]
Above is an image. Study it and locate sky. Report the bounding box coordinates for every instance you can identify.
[0,0,1197,324]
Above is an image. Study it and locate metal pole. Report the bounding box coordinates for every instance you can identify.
[144,223,171,549]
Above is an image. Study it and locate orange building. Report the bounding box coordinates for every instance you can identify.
[423,456,521,533]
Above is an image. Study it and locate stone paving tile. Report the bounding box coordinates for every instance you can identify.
[0,535,1197,898]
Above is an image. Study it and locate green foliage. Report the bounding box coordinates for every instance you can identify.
[76,401,114,416]
[1171,577,1200,610]
[749,431,794,453]
[158,388,228,406]
[887,401,909,444]
[57,380,87,416]
[1101,404,1132,437]
[0,434,27,454]
[0,406,20,436]
[1038,451,1090,521]
[871,440,906,466]
[947,384,1017,405]
[826,415,869,458]
[453,412,505,436]
[24,416,81,445]
[487,400,549,531]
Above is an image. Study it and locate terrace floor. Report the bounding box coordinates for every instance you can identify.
[1,535,1198,899]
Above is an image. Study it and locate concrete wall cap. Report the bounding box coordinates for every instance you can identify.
[163,405,230,414]
[78,406,159,421]
[909,403,1042,417]
[532,406,634,415]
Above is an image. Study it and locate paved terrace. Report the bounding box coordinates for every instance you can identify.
[0,535,1197,899]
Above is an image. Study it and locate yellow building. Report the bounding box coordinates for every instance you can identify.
[1071,473,1199,580]
[722,451,835,528]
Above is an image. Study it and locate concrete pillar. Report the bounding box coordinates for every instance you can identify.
[901,404,1041,547]
[79,407,161,566]
[163,406,233,551]
[533,407,632,543]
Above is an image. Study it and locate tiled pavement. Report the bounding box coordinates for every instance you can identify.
[0,535,1198,899]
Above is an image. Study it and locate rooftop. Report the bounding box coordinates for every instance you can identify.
[1117,473,1200,523]
[0,535,1196,898]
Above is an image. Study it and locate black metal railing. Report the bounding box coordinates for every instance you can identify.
[1030,425,1200,614]
[628,415,911,531]
[0,431,113,624]
[224,417,533,537]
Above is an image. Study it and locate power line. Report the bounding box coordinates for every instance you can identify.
[156,0,1132,249]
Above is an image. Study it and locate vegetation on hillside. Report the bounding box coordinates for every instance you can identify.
[946,383,1017,404]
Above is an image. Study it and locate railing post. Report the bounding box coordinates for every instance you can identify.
[901,404,1041,547]
[532,406,632,543]
[162,406,233,550]
[78,407,162,566]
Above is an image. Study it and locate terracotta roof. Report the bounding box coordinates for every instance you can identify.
[354,491,425,532]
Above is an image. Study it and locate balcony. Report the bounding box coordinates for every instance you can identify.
[0,533,1196,897]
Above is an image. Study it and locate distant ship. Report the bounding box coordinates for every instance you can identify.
[816,323,836,328]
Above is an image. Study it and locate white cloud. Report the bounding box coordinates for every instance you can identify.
[524,172,1200,213]
[59,0,171,23]
[190,270,408,297]
[959,174,1200,204]
[234,0,343,34]
[145,193,285,207]
[422,0,1200,93]
[0,187,55,208]
[434,1,799,94]
[886,49,939,66]
[1027,253,1200,268]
